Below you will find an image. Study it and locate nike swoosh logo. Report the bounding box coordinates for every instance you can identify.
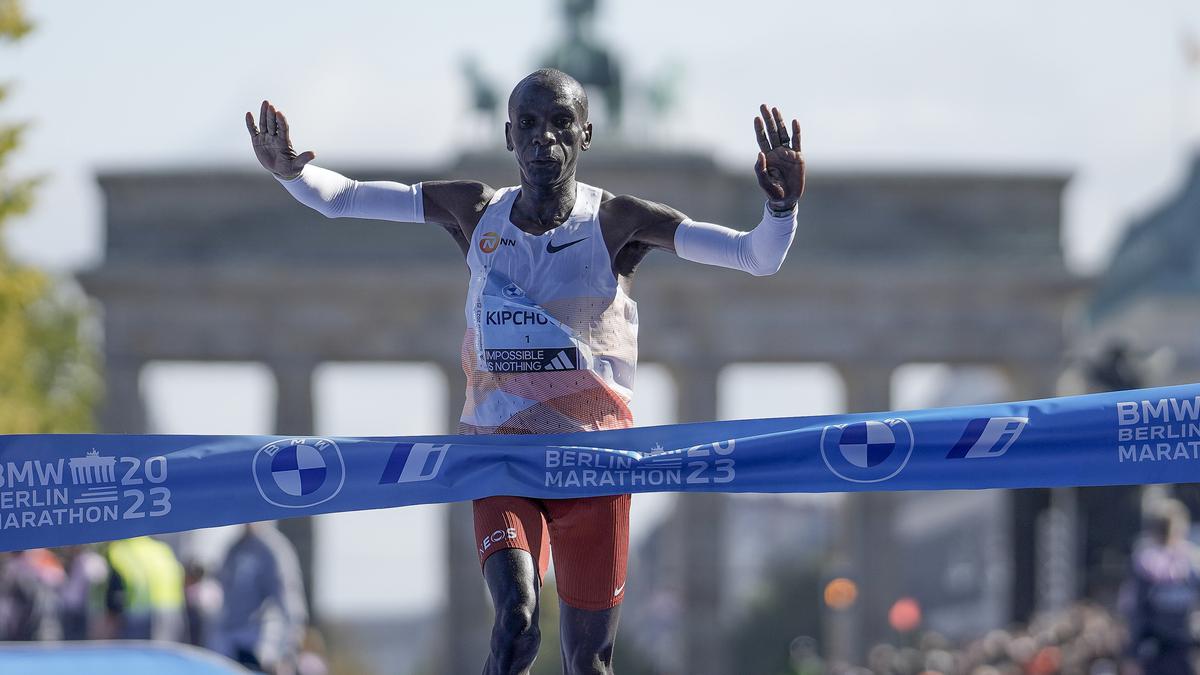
[613,583,625,596]
[546,237,588,254]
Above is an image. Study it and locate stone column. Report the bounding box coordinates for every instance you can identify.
[830,363,894,665]
[271,359,318,620]
[100,356,147,433]
[438,360,492,673]
[1036,487,1079,613]
[1008,366,1081,616]
[668,360,727,675]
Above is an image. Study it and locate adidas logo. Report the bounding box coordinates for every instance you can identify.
[542,350,576,371]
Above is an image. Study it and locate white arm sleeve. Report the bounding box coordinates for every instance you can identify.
[673,204,797,276]
[274,164,424,223]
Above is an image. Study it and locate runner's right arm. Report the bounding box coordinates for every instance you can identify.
[246,101,492,252]
[274,164,425,222]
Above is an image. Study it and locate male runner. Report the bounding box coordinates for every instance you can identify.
[245,68,804,675]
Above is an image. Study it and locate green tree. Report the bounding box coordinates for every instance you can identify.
[0,0,99,433]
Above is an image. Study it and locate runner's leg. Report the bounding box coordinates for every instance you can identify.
[482,549,541,675]
[559,604,621,675]
[474,496,551,675]
[545,494,631,675]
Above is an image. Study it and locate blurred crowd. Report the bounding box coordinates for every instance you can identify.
[795,498,1200,675]
[817,605,1130,675]
[5,498,1200,675]
[0,522,327,675]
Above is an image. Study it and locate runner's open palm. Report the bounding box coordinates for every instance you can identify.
[245,100,316,180]
[753,104,805,210]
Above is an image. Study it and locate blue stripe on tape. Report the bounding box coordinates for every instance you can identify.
[1,384,1198,551]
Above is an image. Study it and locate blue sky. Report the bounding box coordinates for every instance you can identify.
[6,0,1200,273]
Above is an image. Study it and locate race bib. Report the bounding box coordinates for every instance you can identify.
[472,273,591,373]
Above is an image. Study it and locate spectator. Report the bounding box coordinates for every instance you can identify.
[0,549,64,641]
[212,522,307,674]
[57,544,108,640]
[1120,498,1200,675]
[103,536,186,641]
[183,559,223,648]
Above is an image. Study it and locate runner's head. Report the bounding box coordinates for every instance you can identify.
[505,68,592,188]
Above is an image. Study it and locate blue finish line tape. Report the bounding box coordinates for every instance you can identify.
[2,383,1199,551]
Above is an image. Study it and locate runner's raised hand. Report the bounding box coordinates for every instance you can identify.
[245,100,316,180]
[753,104,805,211]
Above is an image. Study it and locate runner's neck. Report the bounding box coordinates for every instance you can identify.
[511,177,578,235]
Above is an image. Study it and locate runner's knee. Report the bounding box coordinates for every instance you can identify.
[485,550,539,648]
[491,601,540,666]
[495,601,538,639]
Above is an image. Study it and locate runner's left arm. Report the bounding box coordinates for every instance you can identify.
[628,105,804,276]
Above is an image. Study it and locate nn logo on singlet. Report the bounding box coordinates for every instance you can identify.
[479,231,516,254]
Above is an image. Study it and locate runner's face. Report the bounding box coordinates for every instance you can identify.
[506,83,591,188]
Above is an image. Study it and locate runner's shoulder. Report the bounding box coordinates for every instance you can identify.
[427,178,492,207]
[422,180,495,221]
[599,193,685,231]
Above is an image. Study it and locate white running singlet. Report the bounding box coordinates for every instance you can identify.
[459,182,638,434]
